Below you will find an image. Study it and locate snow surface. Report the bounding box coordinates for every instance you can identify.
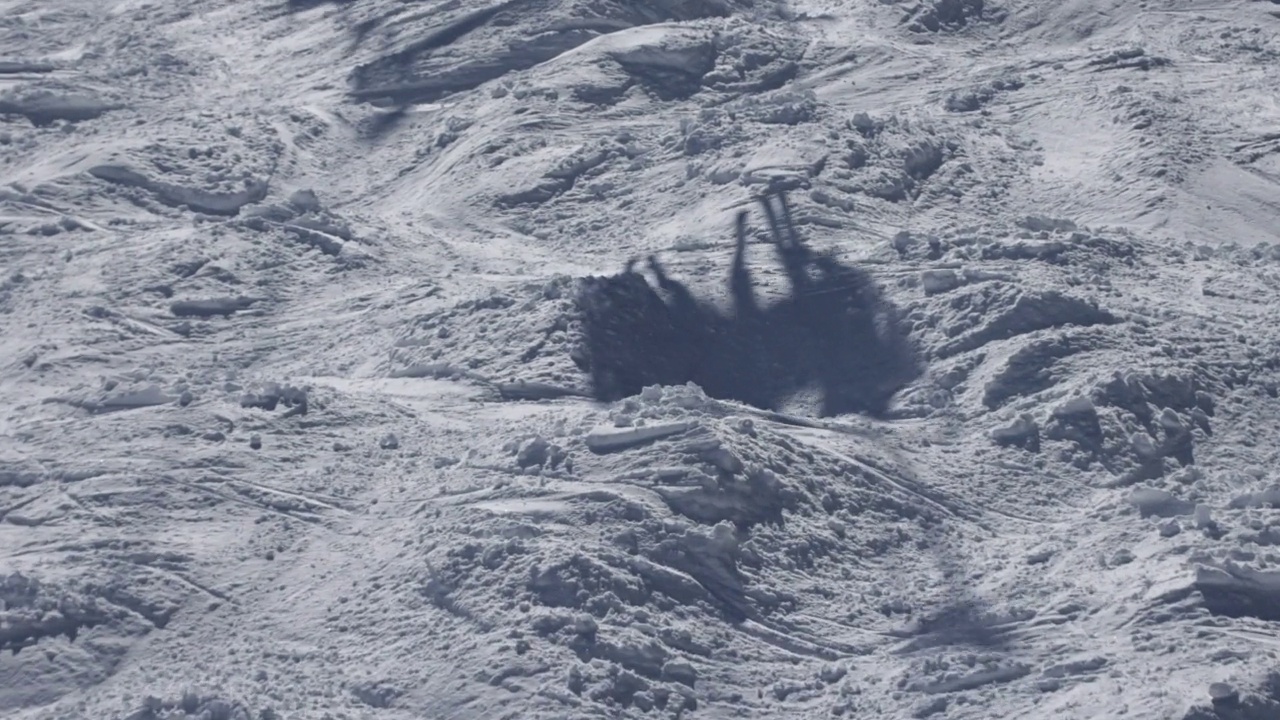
[3,0,1280,718]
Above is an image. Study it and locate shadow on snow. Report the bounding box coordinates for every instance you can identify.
[575,189,922,418]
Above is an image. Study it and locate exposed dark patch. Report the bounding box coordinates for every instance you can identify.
[575,189,921,417]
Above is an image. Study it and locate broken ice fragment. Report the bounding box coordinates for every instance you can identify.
[584,422,694,453]
[1127,487,1193,518]
[100,385,174,410]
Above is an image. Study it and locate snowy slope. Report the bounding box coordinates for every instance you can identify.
[3,0,1280,718]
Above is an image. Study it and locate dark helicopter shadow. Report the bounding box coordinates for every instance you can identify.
[575,190,922,418]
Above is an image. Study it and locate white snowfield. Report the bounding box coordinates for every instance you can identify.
[2,0,1280,718]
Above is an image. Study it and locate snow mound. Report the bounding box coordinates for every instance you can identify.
[346,0,744,106]
[409,382,956,713]
[0,570,167,710]
[10,112,281,217]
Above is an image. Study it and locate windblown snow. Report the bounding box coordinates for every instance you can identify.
[3,0,1280,718]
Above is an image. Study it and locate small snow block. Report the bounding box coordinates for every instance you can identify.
[991,413,1038,451]
[497,381,589,401]
[701,447,744,474]
[516,437,550,469]
[170,296,256,318]
[1127,487,1194,518]
[662,659,698,687]
[584,422,694,453]
[921,269,960,295]
[100,385,174,410]
[287,188,322,213]
[1195,564,1280,621]
[1052,396,1096,418]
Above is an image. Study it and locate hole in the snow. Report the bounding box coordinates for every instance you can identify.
[574,190,921,417]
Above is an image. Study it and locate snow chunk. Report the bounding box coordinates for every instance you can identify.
[1127,487,1194,518]
[584,422,696,453]
[99,384,175,411]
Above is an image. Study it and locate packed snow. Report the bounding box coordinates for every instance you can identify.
[3,0,1280,718]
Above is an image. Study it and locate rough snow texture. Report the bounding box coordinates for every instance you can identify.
[3,0,1280,718]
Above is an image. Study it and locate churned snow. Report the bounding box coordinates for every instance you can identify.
[3,0,1280,718]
